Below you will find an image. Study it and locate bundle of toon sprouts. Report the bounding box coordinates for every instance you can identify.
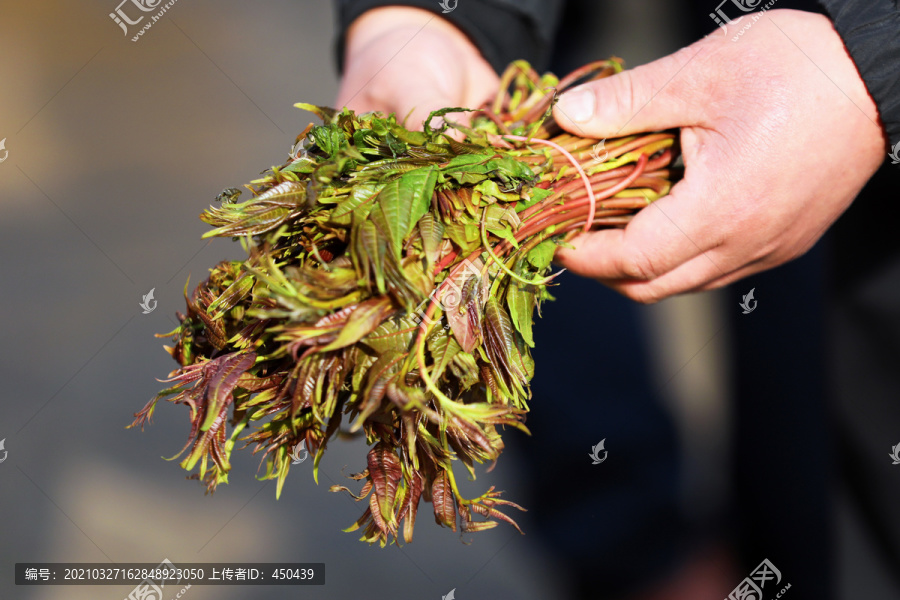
[131,59,679,545]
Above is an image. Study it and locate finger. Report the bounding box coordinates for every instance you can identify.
[692,254,791,293]
[599,251,740,303]
[554,176,726,283]
[596,227,804,303]
[553,43,710,139]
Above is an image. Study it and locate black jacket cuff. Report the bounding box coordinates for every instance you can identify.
[819,0,900,150]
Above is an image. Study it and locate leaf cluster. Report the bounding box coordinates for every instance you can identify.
[131,59,679,545]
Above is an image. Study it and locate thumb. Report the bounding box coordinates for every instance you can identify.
[553,45,707,138]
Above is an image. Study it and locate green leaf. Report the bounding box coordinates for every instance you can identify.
[427,331,461,380]
[450,351,480,389]
[439,154,493,170]
[418,213,445,267]
[506,280,536,347]
[439,154,492,185]
[369,181,409,257]
[310,123,346,157]
[513,326,535,380]
[389,122,428,146]
[355,220,386,295]
[444,221,481,255]
[516,186,552,212]
[474,180,521,202]
[333,181,383,218]
[404,168,438,234]
[202,206,293,239]
[207,273,254,321]
[527,240,556,270]
[283,157,316,174]
[293,102,338,123]
[363,317,417,354]
[490,226,518,248]
[485,204,521,248]
[443,171,488,186]
[484,156,536,181]
[320,297,395,352]
[200,181,305,239]
[384,131,407,157]
[370,167,437,260]
[441,154,533,188]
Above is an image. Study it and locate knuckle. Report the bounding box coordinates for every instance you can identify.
[619,248,658,281]
[626,285,665,305]
[613,70,640,128]
[752,238,780,262]
[646,44,705,109]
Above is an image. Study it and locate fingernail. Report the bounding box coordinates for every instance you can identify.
[560,88,595,123]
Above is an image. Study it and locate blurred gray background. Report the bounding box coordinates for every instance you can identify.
[0,1,742,598]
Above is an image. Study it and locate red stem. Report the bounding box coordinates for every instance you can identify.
[503,134,597,233]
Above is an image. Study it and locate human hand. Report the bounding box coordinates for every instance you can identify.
[337,7,499,130]
[552,9,887,303]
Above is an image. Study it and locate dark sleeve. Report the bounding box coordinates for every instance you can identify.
[334,0,565,74]
[818,0,900,149]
